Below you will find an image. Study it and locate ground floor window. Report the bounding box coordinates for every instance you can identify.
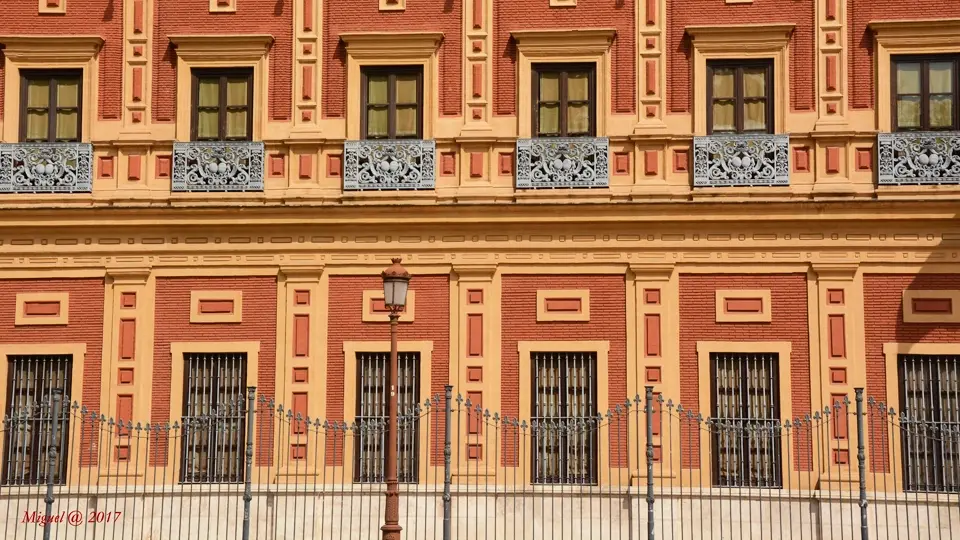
[899,354,960,493]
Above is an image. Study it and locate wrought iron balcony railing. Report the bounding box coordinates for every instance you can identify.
[878,131,960,185]
[172,141,265,192]
[693,134,790,187]
[343,139,436,191]
[0,142,93,194]
[516,137,609,189]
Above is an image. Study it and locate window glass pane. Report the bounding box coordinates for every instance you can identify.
[367,107,388,138]
[26,79,50,108]
[930,95,954,128]
[56,79,79,108]
[896,63,922,95]
[712,68,735,99]
[197,110,220,139]
[26,111,48,141]
[226,78,248,107]
[396,105,418,137]
[538,103,559,135]
[56,111,78,140]
[567,72,589,101]
[567,103,590,134]
[367,75,389,105]
[712,101,735,131]
[897,96,921,128]
[539,72,560,102]
[743,68,767,98]
[930,62,954,94]
[744,101,767,131]
[198,79,219,107]
[396,74,418,104]
[226,110,247,138]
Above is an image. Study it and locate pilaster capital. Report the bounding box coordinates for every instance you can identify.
[628,262,675,281]
[452,263,498,283]
[279,264,326,282]
[105,266,151,284]
[810,262,858,281]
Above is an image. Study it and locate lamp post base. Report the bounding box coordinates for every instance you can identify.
[381,524,402,540]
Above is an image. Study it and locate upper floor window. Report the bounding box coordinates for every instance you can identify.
[532,63,596,137]
[191,68,254,141]
[707,60,773,135]
[893,56,958,131]
[20,70,82,143]
[361,66,423,140]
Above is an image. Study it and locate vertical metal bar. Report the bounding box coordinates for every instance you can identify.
[856,388,868,540]
[42,389,61,540]
[645,386,655,540]
[443,385,453,540]
[242,386,256,540]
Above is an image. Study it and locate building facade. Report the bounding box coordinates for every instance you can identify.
[0,0,959,510]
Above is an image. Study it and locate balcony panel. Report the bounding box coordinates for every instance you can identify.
[693,134,790,188]
[0,142,93,194]
[878,132,960,185]
[516,137,609,189]
[172,141,265,192]
[343,139,436,191]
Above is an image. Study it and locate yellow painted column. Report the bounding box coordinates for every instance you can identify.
[278,265,326,422]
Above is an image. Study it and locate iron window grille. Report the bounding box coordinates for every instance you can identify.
[899,354,960,493]
[531,351,598,485]
[180,352,248,484]
[711,352,782,488]
[2,355,72,486]
[354,351,421,483]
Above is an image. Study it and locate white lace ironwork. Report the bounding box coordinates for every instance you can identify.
[172,141,265,192]
[878,132,960,185]
[343,139,436,191]
[0,142,93,194]
[693,134,790,187]
[516,137,609,189]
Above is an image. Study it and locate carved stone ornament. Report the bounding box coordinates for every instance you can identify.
[172,141,265,192]
[693,134,790,187]
[343,139,436,191]
[516,137,610,189]
[878,132,960,185]
[0,143,93,194]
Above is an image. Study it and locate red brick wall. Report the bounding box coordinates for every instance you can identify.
[667,0,815,113]
[322,1,462,118]
[500,275,628,466]
[863,273,960,472]
[494,0,635,116]
[848,1,960,110]
[151,277,277,465]
[152,0,293,122]
[678,274,810,468]
[326,275,450,464]
[0,1,123,120]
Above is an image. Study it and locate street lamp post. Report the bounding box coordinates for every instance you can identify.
[381,257,410,540]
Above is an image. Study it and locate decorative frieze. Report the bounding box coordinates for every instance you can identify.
[515,137,610,189]
[0,143,93,194]
[878,132,960,185]
[172,141,266,192]
[692,134,790,187]
[343,140,437,191]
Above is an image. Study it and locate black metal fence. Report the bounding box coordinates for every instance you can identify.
[1,387,958,540]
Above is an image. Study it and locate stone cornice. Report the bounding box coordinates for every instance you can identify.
[339,32,443,58]
[0,35,103,61]
[168,34,274,60]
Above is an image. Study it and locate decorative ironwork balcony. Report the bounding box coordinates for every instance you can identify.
[172,141,265,192]
[692,134,790,187]
[516,137,609,189]
[343,139,436,191]
[0,142,93,194]
[878,132,960,185]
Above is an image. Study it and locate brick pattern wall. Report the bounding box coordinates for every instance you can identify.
[848,1,960,110]
[326,275,450,465]
[493,0,636,116]
[0,0,123,120]
[322,1,463,118]
[678,274,810,468]
[500,275,628,467]
[863,274,960,472]
[152,0,293,122]
[667,0,815,113]
[151,277,277,465]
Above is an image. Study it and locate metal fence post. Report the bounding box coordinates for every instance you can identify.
[645,386,655,540]
[241,386,257,540]
[855,388,868,540]
[442,385,453,540]
[43,389,63,540]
